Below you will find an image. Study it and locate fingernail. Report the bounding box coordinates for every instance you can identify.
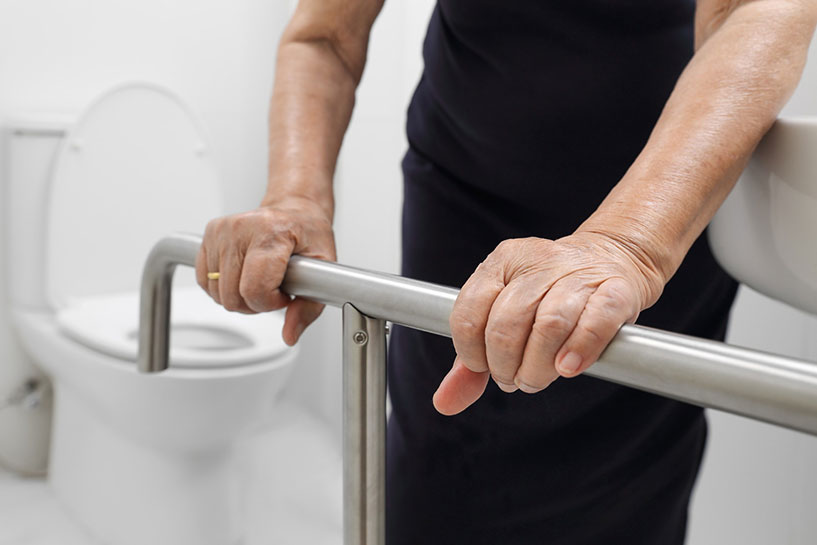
[515,380,540,394]
[495,380,518,393]
[558,352,582,375]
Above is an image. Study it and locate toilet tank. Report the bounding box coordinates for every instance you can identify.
[4,84,224,309]
[2,114,74,309]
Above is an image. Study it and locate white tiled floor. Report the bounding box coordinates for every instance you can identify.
[0,402,342,545]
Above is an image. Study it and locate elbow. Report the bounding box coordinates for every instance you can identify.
[277,4,379,86]
[697,0,817,48]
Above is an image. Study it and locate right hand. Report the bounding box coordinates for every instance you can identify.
[196,197,336,346]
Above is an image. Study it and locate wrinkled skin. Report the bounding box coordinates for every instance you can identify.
[196,197,335,346]
[433,233,664,415]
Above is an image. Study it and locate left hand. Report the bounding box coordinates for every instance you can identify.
[433,232,666,416]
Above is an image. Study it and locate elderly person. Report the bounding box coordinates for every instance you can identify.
[197,0,817,542]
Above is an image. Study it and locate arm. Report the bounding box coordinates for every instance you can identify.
[264,0,382,218]
[581,0,816,286]
[436,0,817,415]
[196,0,383,345]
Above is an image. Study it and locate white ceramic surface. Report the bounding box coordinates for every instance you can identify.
[46,83,222,307]
[3,84,299,545]
[57,284,291,368]
[709,116,817,315]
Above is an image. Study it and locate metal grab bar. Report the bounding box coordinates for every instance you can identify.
[138,233,817,545]
[139,233,817,435]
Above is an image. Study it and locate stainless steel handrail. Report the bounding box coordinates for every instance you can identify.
[139,233,817,436]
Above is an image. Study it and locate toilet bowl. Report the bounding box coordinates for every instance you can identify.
[2,84,297,545]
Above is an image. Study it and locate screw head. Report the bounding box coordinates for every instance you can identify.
[353,330,368,345]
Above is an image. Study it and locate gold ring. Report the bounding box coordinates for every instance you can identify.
[207,272,221,281]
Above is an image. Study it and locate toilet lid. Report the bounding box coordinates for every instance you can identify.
[45,83,223,308]
[56,285,293,368]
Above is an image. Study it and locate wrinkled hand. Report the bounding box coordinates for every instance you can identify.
[433,233,665,416]
[196,197,336,346]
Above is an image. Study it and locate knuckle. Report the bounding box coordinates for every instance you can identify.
[262,209,290,230]
[238,281,264,306]
[239,284,280,311]
[493,238,519,257]
[203,217,219,237]
[270,250,290,270]
[598,279,633,309]
[472,260,492,276]
[515,373,555,393]
[531,309,574,339]
[251,248,288,275]
[221,295,244,313]
[459,358,486,374]
[450,315,482,343]
[484,323,519,351]
[492,371,518,390]
[495,239,512,253]
[231,214,250,231]
[583,298,625,328]
[600,289,627,310]
[225,248,243,267]
[576,321,605,344]
[265,224,294,247]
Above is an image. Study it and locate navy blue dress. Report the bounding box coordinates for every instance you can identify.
[387,1,738,543]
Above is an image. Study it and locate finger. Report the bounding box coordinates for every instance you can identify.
[514,280,591,393]
[432,356,491,416]
[282,297,324,346]
[555,278,639,378]
[484,275,547,392]
[218,249,254,314]
[206,242,222,305]
[195,244,209,292]
[449,261,505,375]
[239,244,295,313]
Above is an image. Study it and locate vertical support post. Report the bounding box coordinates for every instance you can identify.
[342,303,387,545]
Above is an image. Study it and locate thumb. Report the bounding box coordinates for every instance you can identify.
[432,357,490,416]
[282,297,324,346]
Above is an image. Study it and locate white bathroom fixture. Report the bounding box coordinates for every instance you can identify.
[2,84,297,545]
[709,116,817,315]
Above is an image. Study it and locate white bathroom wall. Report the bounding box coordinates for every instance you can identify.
[0,0,288,209]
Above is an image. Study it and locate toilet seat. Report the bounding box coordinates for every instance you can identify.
[56,286,291,368]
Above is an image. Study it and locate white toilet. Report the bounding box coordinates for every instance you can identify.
[2,84,297,545]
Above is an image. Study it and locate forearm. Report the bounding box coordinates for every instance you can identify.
[262,41,355,219]
[262,0,383,220]
[578,0,817,285]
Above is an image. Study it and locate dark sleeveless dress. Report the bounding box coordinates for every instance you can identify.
[386,1,739,544]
